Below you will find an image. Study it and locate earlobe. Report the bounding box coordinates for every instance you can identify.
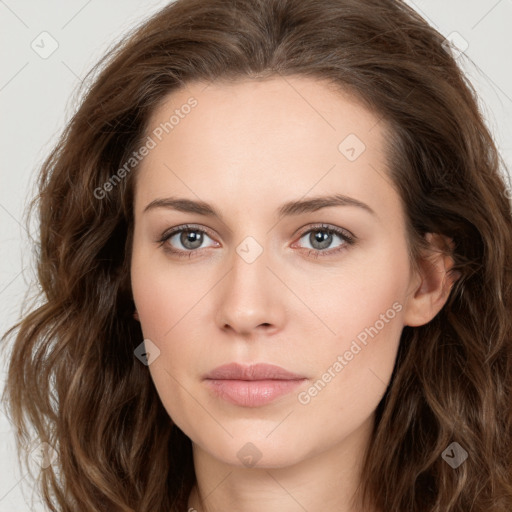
[133,309,140,322]
[403,233,460,327]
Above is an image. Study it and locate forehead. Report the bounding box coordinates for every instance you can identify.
[134,76,399,222]
[146,76,383,149]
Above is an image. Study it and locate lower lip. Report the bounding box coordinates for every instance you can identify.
[205,378,306,407]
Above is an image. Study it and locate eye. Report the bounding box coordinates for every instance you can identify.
[293,224,356,258]
[157,223,356,259]
[158,224,219,258]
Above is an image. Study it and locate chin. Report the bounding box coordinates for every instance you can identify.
[197,433,310,469]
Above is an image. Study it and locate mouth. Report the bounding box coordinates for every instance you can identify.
[203,362,307,407]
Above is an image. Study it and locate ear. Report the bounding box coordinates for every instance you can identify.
[133,309,140,322]
[402,233,460,327]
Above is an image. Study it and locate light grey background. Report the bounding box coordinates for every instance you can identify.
[1,1,511,510]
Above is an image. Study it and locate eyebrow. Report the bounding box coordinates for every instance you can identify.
[143,194,377,220]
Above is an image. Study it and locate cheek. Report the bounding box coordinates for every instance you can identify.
[293,270,406,441]
[305,239,409,342]
[130,244,208,386]
[131,255,201,424]
[130,241,203,340]
[295,238,409,406]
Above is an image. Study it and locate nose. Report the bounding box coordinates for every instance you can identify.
[214,239,286,336]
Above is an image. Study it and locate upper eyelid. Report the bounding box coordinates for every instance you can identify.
[297,223,353,237]
[162,224,216,239]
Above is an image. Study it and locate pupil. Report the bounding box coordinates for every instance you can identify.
[182,230,203,249]
[311,230,332,250]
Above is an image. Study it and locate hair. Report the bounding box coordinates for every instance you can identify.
[1,0,511,510]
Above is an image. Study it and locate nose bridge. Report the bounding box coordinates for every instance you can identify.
[215,232,284,333]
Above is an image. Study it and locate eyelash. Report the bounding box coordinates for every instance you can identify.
[157,223,356,259]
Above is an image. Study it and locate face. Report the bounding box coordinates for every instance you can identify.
[130,76,421,469]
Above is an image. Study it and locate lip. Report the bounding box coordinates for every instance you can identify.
[204,362,305,381]
[204,363,307,407]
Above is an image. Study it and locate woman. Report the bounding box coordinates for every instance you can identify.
[2,0,511,511]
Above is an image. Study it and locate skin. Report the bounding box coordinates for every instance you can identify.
[130,76,457,512]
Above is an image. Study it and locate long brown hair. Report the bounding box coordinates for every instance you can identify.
[2,0,511,510]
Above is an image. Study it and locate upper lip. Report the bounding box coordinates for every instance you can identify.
[204,363,305,381]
